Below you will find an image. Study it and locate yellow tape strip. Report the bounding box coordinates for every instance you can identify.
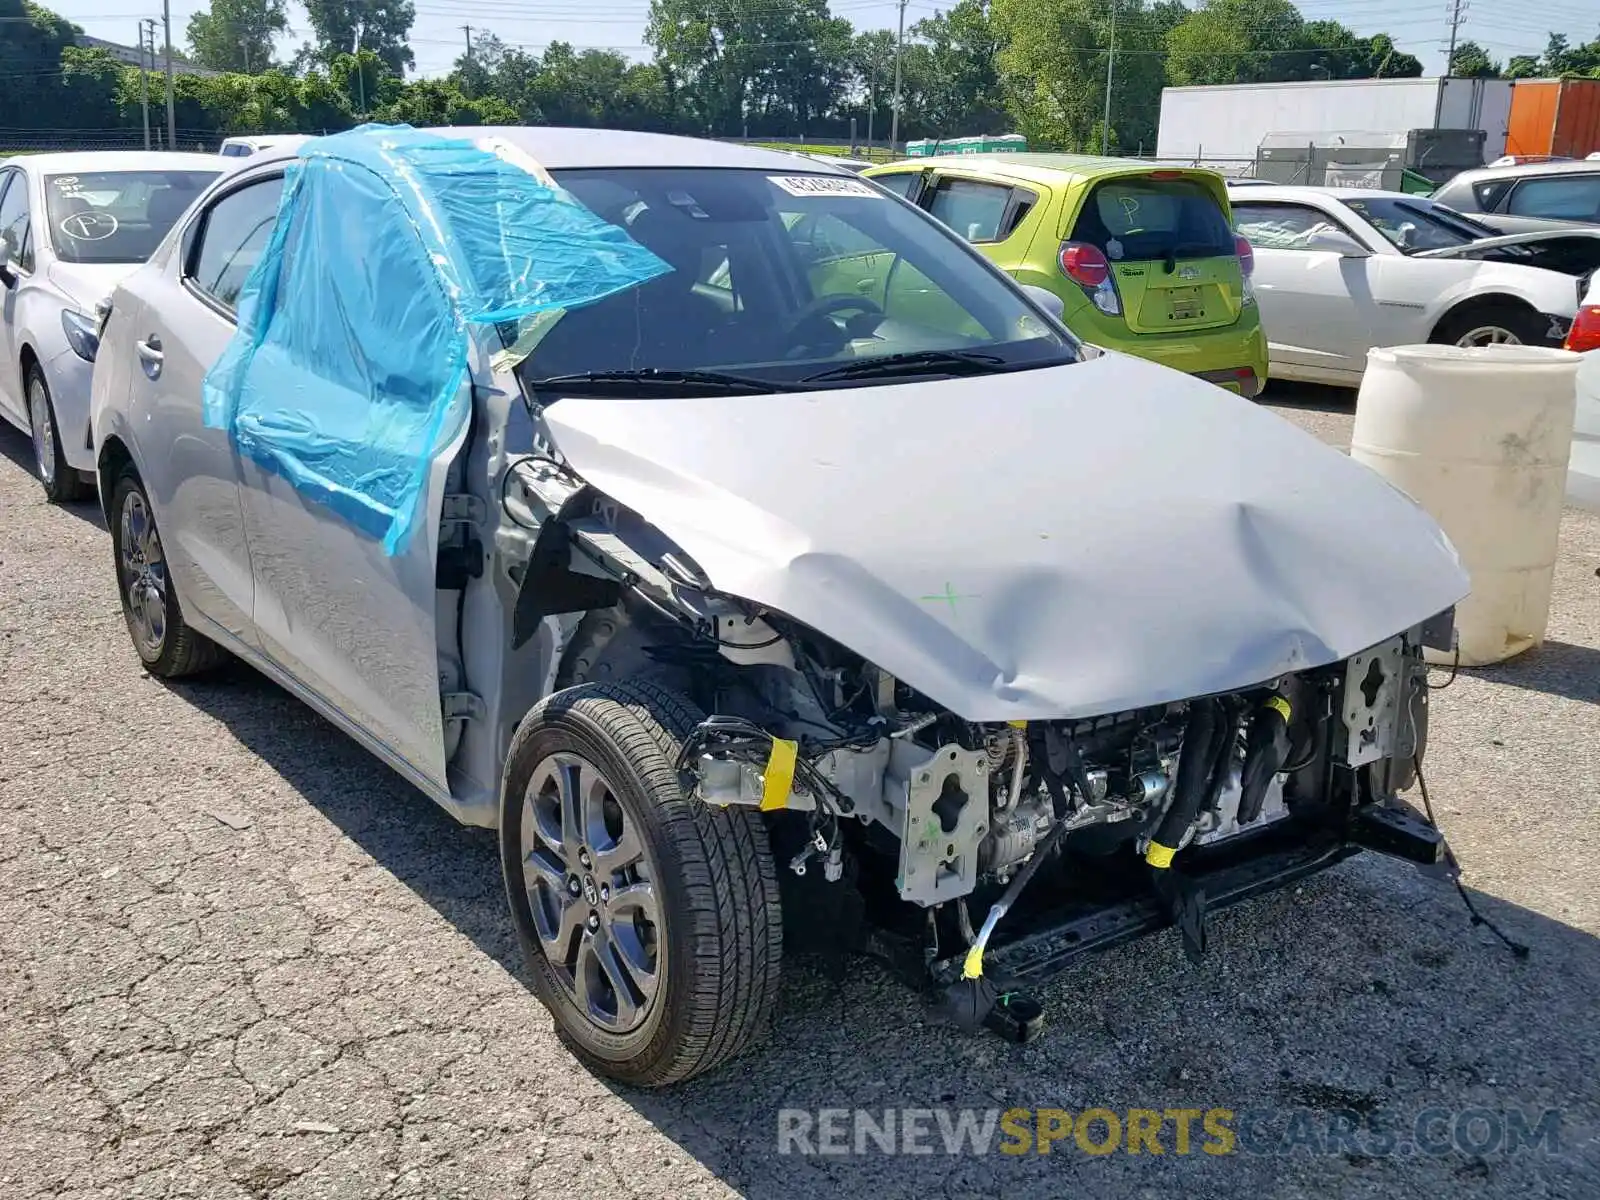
[760,738,799,811]
[1145,841,1177,869]
[1264,695,1292,723]
[962,943,985,980]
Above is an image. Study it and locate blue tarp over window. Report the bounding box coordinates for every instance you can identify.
[203,123,671,554]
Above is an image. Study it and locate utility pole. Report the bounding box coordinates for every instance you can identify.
[241,38,250,73]
[162,0,176,152]
[137,21,153,150]
[461,24,473,62]
[1101,0,1117,156]
[352,28,366,117]
[888,0,907,151]
[1444,0,1466,74]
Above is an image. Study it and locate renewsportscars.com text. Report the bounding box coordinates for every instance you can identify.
[776,1106,1564,1158]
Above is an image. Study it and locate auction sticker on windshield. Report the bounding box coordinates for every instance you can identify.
[769,175,882,199]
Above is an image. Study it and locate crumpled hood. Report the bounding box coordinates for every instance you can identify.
[47,261,135,313]
[542,353,1469,721]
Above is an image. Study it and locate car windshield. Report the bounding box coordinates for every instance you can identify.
[43,169,219,264]
[513,166,1077,393]
[1343,197,1485,254]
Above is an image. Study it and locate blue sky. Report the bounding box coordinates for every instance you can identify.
[48,0,1600,84]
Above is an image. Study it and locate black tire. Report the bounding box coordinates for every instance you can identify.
[500,679,784,1087]
[26,363,90,504]
[108,464,226,677]
[1430,303,1552,349]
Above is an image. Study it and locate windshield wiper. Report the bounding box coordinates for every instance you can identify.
[800,349,1011,384]
[526,368,780,396]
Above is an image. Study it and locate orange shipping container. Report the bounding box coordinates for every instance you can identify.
[1507,78,1600,159]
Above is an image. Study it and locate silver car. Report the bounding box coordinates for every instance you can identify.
[0,151,222,501]
[90,126,1468,1086]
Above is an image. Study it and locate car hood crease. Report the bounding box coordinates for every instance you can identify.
[541,353,1469,721]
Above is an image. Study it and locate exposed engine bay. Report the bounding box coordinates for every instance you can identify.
[496,450,1453,1013]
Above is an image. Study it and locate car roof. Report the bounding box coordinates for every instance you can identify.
[1451,158,1600,185]
[1221,183,1423,204]
[10,150,225,174]
[867,152,1223,187]
[241,127,855,175]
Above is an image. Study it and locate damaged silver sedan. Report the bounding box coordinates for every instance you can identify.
[89,125,1470,1087]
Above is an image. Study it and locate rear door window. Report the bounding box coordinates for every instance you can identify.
[0,168,33,272]
[1506,174,1600,222]
[186,175,285,315]
[1070,176,1235,263]
[927,177,1015,244]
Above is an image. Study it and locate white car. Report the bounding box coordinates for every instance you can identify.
[1567,276,1600,512]
[0,151,223,501]
[219,135,307,158]
[1229,185,1600,387]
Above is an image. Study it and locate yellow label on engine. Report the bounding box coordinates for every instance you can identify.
[1145,841,1177,869]
[760,738,799,811]
[1007,720,1028,729]
[1265,695,1292,723]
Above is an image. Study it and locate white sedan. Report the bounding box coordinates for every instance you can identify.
[1228,184,1600,387]
[0,151,222,501]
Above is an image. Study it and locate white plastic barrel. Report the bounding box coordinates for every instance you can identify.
[1351,344,1581,666]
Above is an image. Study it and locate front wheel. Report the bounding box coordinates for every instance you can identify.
[27,365,89,503]
[500,680,784,1087]
[1431,304,1551,349]
[108,465,226,677]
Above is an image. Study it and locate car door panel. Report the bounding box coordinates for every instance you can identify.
[236,378,461,794]
[0,168,29,424]
[230,196,457,795]
[1232,201,1380,377]
[117,246,258,644]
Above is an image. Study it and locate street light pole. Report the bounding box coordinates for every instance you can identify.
[889,0,907,151]
[1101,0,1117,155]
[162,0,176,151]
[137,21,152,150]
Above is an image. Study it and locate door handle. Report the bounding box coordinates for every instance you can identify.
[136,335,163,379]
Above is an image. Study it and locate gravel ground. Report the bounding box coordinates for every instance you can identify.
[2,388,1598,1199]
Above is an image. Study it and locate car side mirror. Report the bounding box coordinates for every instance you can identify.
[1021,284,1066,320]
[0,241,15,289]
[1308,232,1370,258]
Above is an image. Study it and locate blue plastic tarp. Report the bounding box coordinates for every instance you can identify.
[203,123,671,554]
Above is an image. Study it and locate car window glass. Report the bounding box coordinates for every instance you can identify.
[45,170,219,265]
[189,176,285,313]
[1344,197,1475,253]
[1232,203,1362,253]
[1506,175,1600,222]
[515,166,1073,388]
[928,177,1012,242]
[871,172,921,200]
[1474,180,1513,211]
[1004,191,1037,239]
[0,169,32,272]
[1071,177,1235,262]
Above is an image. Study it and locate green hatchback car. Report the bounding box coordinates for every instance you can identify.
[864,155,1270,396]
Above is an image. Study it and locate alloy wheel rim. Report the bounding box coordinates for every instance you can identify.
[1456,325,1522,348]
[119,491,168,657]
[520,751,661,1034]
[28,377,55,486]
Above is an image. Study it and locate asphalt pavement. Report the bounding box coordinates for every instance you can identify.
[2,387,1597,1198]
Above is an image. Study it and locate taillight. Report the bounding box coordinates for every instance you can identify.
[1566,305,1600,353]
[1058,242,1109,288]
[1057,241,1121,317]
[1234,234,1254,278]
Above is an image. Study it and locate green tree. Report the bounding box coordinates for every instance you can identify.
[1447,40,1499,79]
[910,0,1006,135]
[301,0,415,76]
[848,29,896,141]
[186,0,288,72]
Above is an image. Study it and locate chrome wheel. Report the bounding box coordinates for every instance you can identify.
[1455,325,1523,348]
[519,752,661,1033]
[28,374,56,487]
[118,490,168,658]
